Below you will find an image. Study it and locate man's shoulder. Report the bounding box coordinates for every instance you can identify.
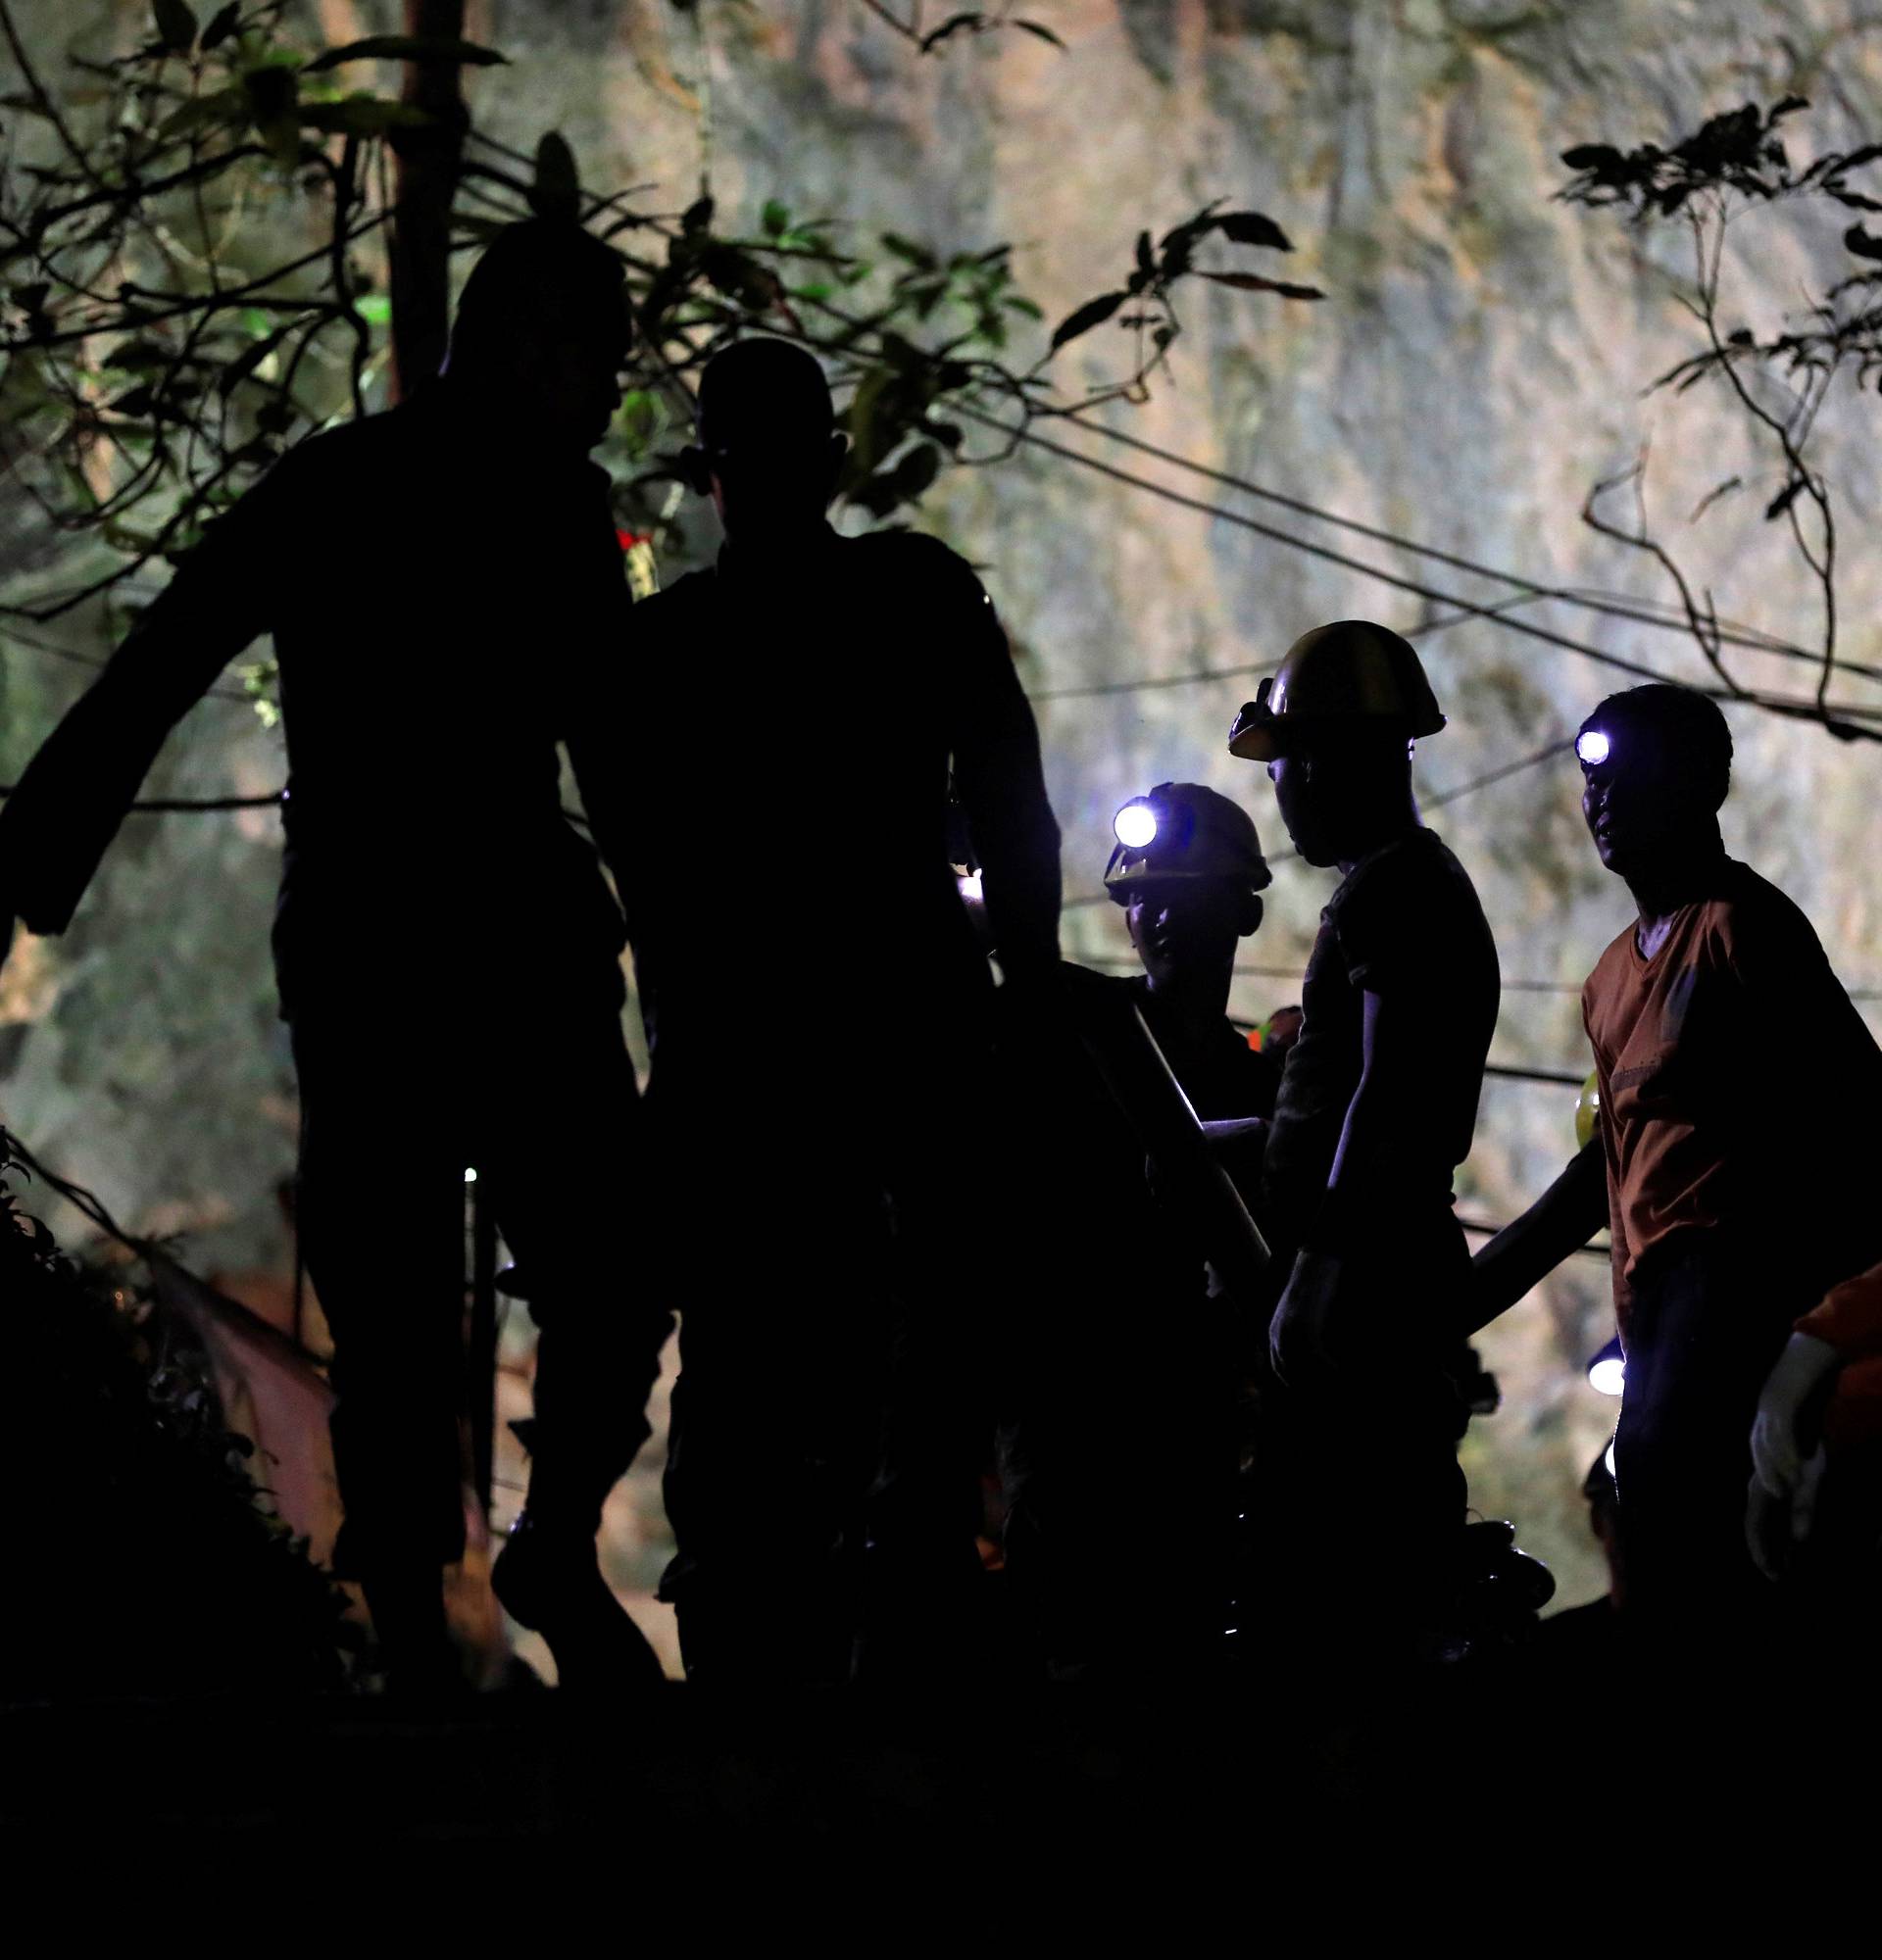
[633,564,717,621]
[1333,828,1484,922]
[1704,858,1820,944]
[1582,921,1638,1009]
[848,527,986,594]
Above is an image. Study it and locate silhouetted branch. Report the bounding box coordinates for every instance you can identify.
[1560,98,1881,738]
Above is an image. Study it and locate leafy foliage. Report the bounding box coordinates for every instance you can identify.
[1560,99,1882,731]
[0,1,1323,700]
[0,1127,357,1695]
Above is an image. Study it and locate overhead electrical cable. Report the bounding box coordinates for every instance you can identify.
[963,409,1882,739]
[1059,409,1882,689]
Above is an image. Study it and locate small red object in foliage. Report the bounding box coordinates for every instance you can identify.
[1247,1027,1263,1052]
[617,529,649,552]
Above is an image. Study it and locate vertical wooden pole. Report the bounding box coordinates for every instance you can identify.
[387,0,469,402]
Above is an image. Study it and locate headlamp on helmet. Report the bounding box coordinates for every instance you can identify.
[1113,794,1195,854]
[1575,728,1611,767]
[1104,783,1269,901]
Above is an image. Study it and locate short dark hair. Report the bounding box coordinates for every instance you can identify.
[449,220,628,374]
[697,337,835,447]
[1579,683,1732,809]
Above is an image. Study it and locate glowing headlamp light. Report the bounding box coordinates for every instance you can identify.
[1114,799,1160,850]
[1575,728,1611,767]
[1586,1336,1625,1397]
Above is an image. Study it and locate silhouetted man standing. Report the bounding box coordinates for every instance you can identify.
[1000,782,1275,1678]
[622,338,1062,1681]
[1572,683,1882,1652]
[0,221,670,1690]
[1228,620,1499,1661]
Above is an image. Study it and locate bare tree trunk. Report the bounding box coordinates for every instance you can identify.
[387,0,469,402]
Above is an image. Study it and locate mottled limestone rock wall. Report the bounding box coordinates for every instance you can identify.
[7,0,1882,1612]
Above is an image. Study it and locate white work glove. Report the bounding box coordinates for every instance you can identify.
[1745,1330,1841,1581]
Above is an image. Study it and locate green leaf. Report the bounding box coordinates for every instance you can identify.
[103,340,173,372]
[762,198,790,236]
[1049,289,1127,351]
[531,131,581,221]
[153,0,199,55]
[303,36,507,73]
[1560,143,1623,171]
[881,231,937,270]
[1217,211,1293,251]
[201,3,240,51]
[1845,222,1882,261]
[300,98,431,136]
[354,293,392,325]
[1015,19,1066,48]
[1197,270,1324,299]
[219,322,290,390]
[680,193,715,236]
[154,86,244,141]
[1002,295,1044,318]
[895,441,943,498]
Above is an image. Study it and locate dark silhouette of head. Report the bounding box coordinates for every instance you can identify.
[1231,621,1439,869]
[686,338,846,543]
[446,220,632,452]
[1576,683,1731,883]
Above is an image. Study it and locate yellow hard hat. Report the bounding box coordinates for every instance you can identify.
[1227,619,1446,760]
[1574,1071,1601,1152]
[1105,782,1271,899]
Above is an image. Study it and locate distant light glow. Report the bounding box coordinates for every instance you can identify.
[1589,1353,1626,1396]
[1114,800,1159,850]
[464,1166,478,1185]
[1576,728,1611,766]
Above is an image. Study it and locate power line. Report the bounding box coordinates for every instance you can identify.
[0,782,280,812]
[1029,591,1552,704]
[1060,409,1882,690]
[970,410,1882,741]
[1064,733,1573,907]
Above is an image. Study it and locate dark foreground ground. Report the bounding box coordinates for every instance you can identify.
[4,1653,1831,1878]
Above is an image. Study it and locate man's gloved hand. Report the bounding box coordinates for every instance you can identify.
[1745,1329,1841,1581]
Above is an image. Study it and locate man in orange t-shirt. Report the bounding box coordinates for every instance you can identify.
[1576,683,1882,1643]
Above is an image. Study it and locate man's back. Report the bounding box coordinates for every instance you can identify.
[1,391,633,1003]
[621,525,1059,1071]
[1584,856,1882,1322]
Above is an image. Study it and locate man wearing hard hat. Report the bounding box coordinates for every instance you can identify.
[997,782,1279,1677]
[1227,619,1501,1656]
[1103,781,1281,1124]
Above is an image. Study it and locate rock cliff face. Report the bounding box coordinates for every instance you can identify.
[7,0,1882,1612]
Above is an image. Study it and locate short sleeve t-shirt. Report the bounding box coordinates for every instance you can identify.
[1582,857,1882,1329]
[1261,828,1499,1259]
